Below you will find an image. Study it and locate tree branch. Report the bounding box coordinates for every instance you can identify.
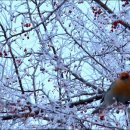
[94,0,130,30]
[69,94,102,107]
[0,23,24,94]
[0,94,103,120]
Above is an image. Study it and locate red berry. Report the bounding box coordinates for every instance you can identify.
[0,52,3,57]
[3,50,7,56]
[16,59,22,65]
[100,115,105,120]
[24,23,31,27]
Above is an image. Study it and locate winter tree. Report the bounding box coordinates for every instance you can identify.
[0,0,130,129]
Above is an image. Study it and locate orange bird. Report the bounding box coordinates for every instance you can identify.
[92,72,130,114]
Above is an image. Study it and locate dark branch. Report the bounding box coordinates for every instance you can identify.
[69,94,103,107]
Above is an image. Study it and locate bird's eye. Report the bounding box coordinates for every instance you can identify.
[119,72,129,80]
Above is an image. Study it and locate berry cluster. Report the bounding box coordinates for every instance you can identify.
[92,6,102,18]
[111,20,124,32]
